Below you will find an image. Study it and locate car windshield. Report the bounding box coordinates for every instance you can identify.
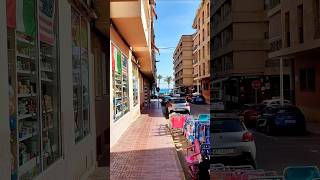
[172,99,186,104]
[211,118,245,133]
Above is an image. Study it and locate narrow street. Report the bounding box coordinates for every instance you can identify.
[254,130,320,172]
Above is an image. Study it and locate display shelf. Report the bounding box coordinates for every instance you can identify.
[18,114,35,120]
[19,132,37,142]
[40,53,53,58]
[41,78,53,83]
[41,69,53,72]
[17,70,36,75]
[43,109,53,113]
[42,126,54,131]
[18,94,37,98]
[18,156,39,177]
[16,36,34,45]
[17,53,35,60]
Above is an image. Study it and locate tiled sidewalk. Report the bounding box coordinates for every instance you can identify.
[110,100,186,180]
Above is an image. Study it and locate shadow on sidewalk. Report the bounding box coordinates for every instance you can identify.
[110,147,185,179]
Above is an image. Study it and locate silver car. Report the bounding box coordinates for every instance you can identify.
[167,97,191,114]
[210,116,257,167]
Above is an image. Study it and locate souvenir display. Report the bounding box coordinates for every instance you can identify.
[7,0,61,179]
[111,42,129,121]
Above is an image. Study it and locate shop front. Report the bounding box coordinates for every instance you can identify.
[1,0,97,179]
[223,75,292,109]
[109,26,144,147]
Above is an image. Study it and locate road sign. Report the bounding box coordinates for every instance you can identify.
[251,80,261,90]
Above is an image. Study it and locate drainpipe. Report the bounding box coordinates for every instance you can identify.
[280,57,284,106]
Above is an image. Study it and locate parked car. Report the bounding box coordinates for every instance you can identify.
[192,95,206,104]
[160,96,171,106]
[261,99,291,106]
[256,105,306,135]
[239,104,266,127]
[210,116,257,168]
[186,93,193,102]
[167,97,191,114]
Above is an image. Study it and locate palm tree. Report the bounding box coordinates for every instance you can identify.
[164,76,172,90]
[157,74,163,88]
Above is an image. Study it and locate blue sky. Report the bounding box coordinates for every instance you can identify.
[154,0,200,89]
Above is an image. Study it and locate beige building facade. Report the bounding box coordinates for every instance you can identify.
[173,35,194,88]
[211,0,276,109]
[110,0,157,147]
[193,0,211,102]
[267,0,320,122]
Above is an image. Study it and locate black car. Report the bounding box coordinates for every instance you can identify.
[192,95,206,104]
[256,105,306,135]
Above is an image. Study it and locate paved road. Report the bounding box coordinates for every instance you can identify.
[190,103,210,117]
[190,104,320,172]
[253,130,320,172]
[165,103,320,172]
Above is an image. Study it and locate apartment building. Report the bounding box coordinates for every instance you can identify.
[267,0,320,122]
[173,35,194,90]
[193,0,211,102]
[110,0,157,146]
[211,0,272,109]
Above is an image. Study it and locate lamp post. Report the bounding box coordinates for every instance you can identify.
[280,57,284,106]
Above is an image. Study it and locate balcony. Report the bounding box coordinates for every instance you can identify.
[213,40,269,59]
[111,0,155,79]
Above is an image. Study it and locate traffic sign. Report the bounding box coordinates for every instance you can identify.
[251,80,261,90]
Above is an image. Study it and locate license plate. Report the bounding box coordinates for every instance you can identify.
[285,120,296,123]
[212,148,235,155]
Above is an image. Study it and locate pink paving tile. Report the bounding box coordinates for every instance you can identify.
[111,100,185,180]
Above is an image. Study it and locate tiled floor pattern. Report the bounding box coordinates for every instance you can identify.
[110,101,185,180]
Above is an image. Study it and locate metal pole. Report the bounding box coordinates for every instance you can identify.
[280,57,284,106]
[255,89,258,104]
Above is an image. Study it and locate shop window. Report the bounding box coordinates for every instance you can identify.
[72,8,90,143]
[132,60,139,106]
[111,42,130,121]
[300,68,316,91]
[7,0,61,178]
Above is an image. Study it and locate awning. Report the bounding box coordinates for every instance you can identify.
[152,5,158,20]
[152,42,160,55]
